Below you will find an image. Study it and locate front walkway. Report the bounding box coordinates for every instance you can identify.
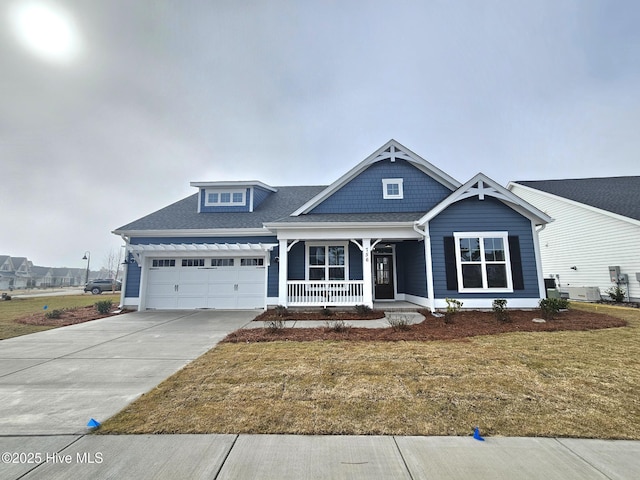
[0,310,256,435]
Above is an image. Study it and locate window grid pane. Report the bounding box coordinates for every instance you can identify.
[458,236,509,290]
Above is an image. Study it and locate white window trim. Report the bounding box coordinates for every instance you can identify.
[382,178,404,199]
[453,231,513,293]
[305,242,349,281]
[204,189,246,206]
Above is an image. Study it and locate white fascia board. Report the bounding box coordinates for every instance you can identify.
[111,228,272,237]
[264,222,422,240]
[507,182,640,227]
[189,180,277,192]
[291,139,461,216]
[417,173,553,226]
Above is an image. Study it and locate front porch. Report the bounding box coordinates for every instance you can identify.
[276,234,430,309]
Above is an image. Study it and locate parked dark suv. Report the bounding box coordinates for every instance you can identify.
[84,279,122,295]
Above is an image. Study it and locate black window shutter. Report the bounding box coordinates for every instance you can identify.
[443,237,458,291]
[508,236,525,290]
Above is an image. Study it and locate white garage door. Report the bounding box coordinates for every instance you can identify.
[145,257,266,310]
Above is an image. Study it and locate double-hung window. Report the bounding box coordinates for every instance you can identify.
[307,244,346,281]
[454,232,513,292]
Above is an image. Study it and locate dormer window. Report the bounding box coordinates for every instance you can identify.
[205,189,246,206]
[382,178,404,199]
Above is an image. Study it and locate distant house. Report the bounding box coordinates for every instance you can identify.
[0,257,92,290]
[114,140,552,312]
[508,177,640,302]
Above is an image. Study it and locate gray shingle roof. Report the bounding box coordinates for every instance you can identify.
[114,186,327,232]
[515,177,640,221]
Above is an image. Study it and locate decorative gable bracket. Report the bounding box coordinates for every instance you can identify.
[417,173,553,227]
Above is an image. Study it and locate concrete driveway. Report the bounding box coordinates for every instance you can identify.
[0,310,256,435]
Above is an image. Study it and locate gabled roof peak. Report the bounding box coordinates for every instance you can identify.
[291,139,461,216]
[418,172,553,226]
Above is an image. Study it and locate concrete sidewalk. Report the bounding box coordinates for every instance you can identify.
[1,433,638,479]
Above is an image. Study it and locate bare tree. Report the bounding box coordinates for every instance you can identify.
[103,248,123,292]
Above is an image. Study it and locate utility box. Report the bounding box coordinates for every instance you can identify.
[567,287,602,302]
[608,266,621,283]
[636,272,640,282]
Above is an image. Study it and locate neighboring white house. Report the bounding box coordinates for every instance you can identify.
[508,177,640,302]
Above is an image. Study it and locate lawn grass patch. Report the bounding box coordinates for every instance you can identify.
[0,294,120,339]
[99,304,640,438]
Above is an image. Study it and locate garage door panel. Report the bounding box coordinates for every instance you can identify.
[206,295,237,309]
[146,295,177,309]
[146,282,177,296]
[178,283,208,295]
[145,257,266,310]
[237,268,264,282]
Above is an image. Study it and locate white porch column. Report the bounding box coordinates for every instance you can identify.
[362,238,373,308]
[423,223,435,312]
[278,239,288,306]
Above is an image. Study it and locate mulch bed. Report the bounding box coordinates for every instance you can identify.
[223,309,628,343]
[15,305,128,327]
[253,309,386,322]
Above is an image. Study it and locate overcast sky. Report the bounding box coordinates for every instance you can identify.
[2,0,639,270]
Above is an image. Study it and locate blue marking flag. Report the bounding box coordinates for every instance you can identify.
[473,427,485,441]
[87,418,101,428]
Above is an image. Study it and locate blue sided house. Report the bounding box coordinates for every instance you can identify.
[113,140,552,311]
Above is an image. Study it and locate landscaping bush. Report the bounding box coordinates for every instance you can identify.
[444,298,463,324]
[321,307,333,317]
[264,318,285,332]
[492,299,510,323]
[387,315,411,331]
[324,319,351,333]
[274,305,289,317]
[95,300,113,315]
[44,309,64,319]
[539,298,568,320]
[354,304,372,315]
[606,286,626,303]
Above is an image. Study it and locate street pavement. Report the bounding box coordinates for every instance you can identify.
[1,310,638,479]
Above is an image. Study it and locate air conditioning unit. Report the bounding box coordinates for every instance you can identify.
[567,287,601,302]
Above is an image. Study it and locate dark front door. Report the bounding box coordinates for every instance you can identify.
[374,254,394,300]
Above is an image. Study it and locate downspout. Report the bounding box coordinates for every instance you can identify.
[413,222,435,312]
[532,223,547,300]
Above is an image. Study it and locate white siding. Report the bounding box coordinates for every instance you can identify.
[509,184,640,302]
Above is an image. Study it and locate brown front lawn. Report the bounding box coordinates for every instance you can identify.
[98,303,640,438]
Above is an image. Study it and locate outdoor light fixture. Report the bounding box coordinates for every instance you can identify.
[82,251,90,284]
[570,266,577,271]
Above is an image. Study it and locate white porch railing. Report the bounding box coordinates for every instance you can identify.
[287,280,365,307]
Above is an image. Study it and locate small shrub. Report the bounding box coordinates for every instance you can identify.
[321,307,333,317]
[354,304,373,316]
[324,319,351,333]
[606,286,626,303]
[264,318,285,332]
[387,315,411,331]
[492,299,510,323]
[95,300,113,315]
[274,305,290,317]
[538,298,568,320]
[444,298,463,324]
[1,293,11,301]
[45,309,64,319]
